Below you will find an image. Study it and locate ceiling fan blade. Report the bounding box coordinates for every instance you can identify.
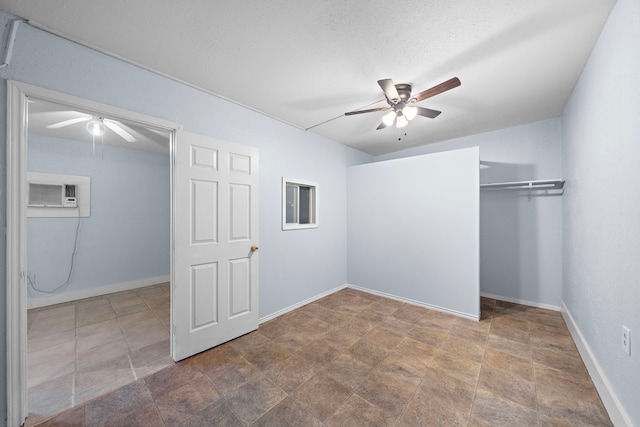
[104,120,137,142]
[378,79,400,103]
[376,122,388,130]
[414,77,461,103]
[46,116,90,129]
[415,106,442,119]
[344,106,389,116]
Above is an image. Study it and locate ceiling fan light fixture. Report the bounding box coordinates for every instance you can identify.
[382,110,397,127]
[86,118,106,137]
[344,77,460,132]
[403,106,417,121]
[396,113,408,128]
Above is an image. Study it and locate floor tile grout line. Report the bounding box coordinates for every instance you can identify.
[532,361,542,427]
[466,314,492,427]
[127,353,138,381]
[527,317,543,426]
[394,337,432,425]
[141,378,168,427]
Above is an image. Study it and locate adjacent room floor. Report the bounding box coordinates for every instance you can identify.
[26,283,173,426]
[29,288,611,426]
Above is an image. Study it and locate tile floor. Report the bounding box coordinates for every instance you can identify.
[32,288,611,426]
[27,283,173,426]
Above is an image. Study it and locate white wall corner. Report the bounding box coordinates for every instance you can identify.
[258,284,348,324]
[561,301,633,427]
[258,282,483,325]
[350,284,480,321]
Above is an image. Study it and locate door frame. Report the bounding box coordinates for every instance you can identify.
[5,80,181,426]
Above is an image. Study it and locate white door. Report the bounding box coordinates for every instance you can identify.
[173,131,259,361]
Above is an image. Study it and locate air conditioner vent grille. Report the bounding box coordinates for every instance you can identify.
[29,183,63,207]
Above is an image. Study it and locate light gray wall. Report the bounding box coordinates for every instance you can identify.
[348,148,480,318]
[27,135,170,298]
[0,12,372,422]
[377,118,563,307]
[562,0,640,424]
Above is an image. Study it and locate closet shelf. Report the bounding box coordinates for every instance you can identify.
[480,179,564,195]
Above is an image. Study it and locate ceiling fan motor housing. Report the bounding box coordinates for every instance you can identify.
[391,83,412,110]
[394,84,412,101]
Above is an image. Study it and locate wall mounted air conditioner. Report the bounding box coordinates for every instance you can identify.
[28,183,77,208]
[27,172,91,218]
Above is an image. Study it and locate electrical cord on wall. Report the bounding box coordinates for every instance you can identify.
[28,207,82,295]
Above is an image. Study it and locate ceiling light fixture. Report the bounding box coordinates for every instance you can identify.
[382,110,397,127]
[395,112,408,128]
[86,117,106,137]
[403,106,417,121]
[382,104,417,129]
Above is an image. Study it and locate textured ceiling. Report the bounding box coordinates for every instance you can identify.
[0,0,616,155]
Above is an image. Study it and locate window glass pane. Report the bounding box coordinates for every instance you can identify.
[299,186,310,224]
[282,178,317,230]
[286,184,297,223]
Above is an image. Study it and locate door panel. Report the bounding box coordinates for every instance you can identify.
[229,258,251,317]
[229,184,251,240]
[191,262,218,328]
[173,131,259,361]
[192,180,218,243]
[229,152,251,174]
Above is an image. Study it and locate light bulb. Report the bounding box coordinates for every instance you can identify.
[382,110,397,127]
[86,118,106,137]
[396,114,408,128]
[403,106,417,121]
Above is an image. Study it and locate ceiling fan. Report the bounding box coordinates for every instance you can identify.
[345,77,461,130]
[46,112,137,142]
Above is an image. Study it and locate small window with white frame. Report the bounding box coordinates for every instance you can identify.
[282,177,318,230]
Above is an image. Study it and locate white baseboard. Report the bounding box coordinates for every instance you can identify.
[258,284,348,323]
[481,292,561,311]
[350,284,479,321]
[258,283,480,324]
[561,301,632,427]
[27,275,170,309]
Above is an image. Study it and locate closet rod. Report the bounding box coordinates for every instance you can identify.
[480,179,564,191]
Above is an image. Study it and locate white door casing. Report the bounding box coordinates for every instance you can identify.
[173,131,259,361]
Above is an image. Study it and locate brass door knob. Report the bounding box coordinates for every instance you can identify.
[250,245,259,252]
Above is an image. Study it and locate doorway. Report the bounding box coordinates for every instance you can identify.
[7,81,261,427]
[24,96,173,424]
[6,81,179,427]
